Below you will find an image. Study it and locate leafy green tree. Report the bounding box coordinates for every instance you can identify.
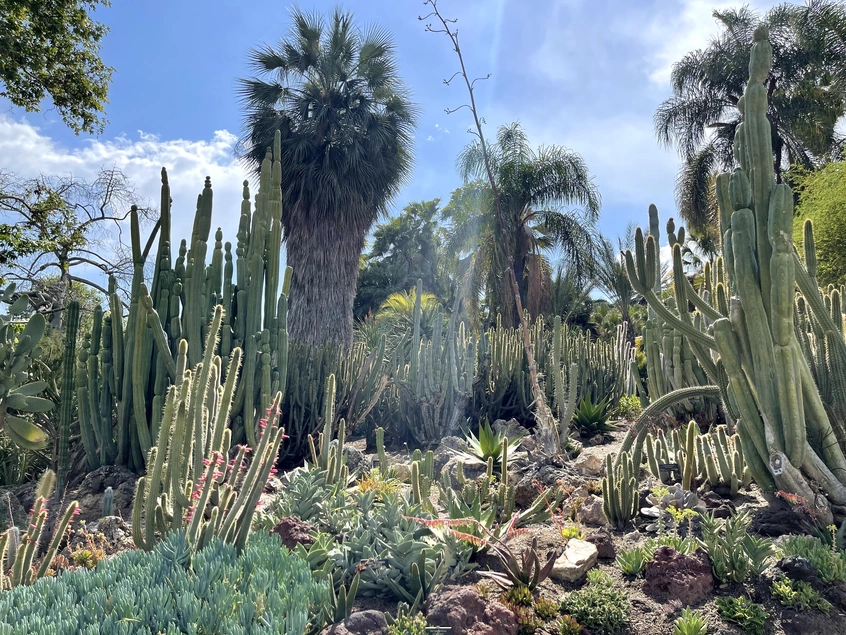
[447,122,600,327]
[0,0,113,134]
[0,168,150,327]
[655,2,846,232]
[354,200,448,320]
[793,161,846,287]
[237,7,417,350]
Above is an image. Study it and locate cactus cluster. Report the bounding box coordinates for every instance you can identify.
[392,280,475,446]
[132,307,285,553]
[602,452,638,530]
[637,205,721,421]
[475,313,634,430]
[0,470,78,589]
[0,285,53,451]
[645,423,752,495]
[625,26,846,521]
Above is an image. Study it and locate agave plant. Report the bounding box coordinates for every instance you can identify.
[478,536,563,591]
[571,396,617,438]
[461,419,523,464]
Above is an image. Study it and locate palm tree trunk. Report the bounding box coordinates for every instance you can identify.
[285,211,367,350]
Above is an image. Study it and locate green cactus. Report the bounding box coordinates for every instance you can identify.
[393,280,475,447]
[56,301,79,492]
[132,308,286,553]
[626,26,846,522]
[602,452,639,530]
[0,469,78,589]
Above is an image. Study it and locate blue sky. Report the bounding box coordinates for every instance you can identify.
[0,0,779,268]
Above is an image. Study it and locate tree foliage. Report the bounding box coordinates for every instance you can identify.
[237,7,417,349]
[447,122,600,327]
[0,167,150,324]
[354,200,448,320]
[655,1,846,232]
[793,160,846,287]
[0,0,113,134]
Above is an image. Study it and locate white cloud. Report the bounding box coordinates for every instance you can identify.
[0,115,249,252]
[427,135,435,141]
[0,115,260,290]
[645,0,770,86]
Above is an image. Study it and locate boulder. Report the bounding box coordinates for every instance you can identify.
[72,465,138,524]
[425,586,518,635]
[441,456,488,486]
[576,495,608,527]
[573,452,604,477]
[319,610,388,635]
[585,528,616,560]
[551,539,598,582]
[492,419,530,443]
[433,436,467,477]
[329,441,371,477]
[643,547,713,605]
[271,517,316,550]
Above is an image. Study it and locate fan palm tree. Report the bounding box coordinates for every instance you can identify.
[655,2,846,233]
[447,122,600,327]
[237,7,417,349]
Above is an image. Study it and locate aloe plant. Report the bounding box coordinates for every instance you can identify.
[572,396,617,438]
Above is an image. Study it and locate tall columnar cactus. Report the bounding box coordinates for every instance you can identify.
[475,314,634,429]
[56,301,79,492]
[602,452,638,530]
[0,285,52,451]
[76,131,303,472]
[132,307,285,552]
[393,280,476,447]
[638,208,721,421]
[626,26,846,523]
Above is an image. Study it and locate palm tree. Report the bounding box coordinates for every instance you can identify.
[448,122,600,327]
[237,7,417,349]
[594,234,637,341]
[655,2,846,232]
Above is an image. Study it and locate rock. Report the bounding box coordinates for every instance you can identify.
[576,495,608,527]
[329,441,371,477]
[588,434,605,446]
[551,539,598,582]
[623,530,643,543]
[700,491,734,518]
[319,610,388,635]
[72,466,138,524]
[271,517,316,550]
[573,453,604,476]
[751,507,808,537]
[777,556,821,583]
[513,461,567,508]
[425,586,518,635]
[433,436,466,477]
[441,456,488,486]
[643,547,714,605]
[585,528,616,560]
[0,489,27,530]
[492,419,530,442]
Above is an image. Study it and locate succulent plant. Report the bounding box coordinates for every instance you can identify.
[572,396,617,438]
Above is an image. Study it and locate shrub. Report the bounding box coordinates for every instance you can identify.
[0,530,328,634]
[387,612,427,635]
[615,394,642,420]
[779,534,846,584]
[673,607,707,635]
[770,577,831,613]
[715,596,768,635]
[559,569,628,634]
[616,547,649,577]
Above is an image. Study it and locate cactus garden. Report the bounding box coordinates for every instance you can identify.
[5,1,846,634]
